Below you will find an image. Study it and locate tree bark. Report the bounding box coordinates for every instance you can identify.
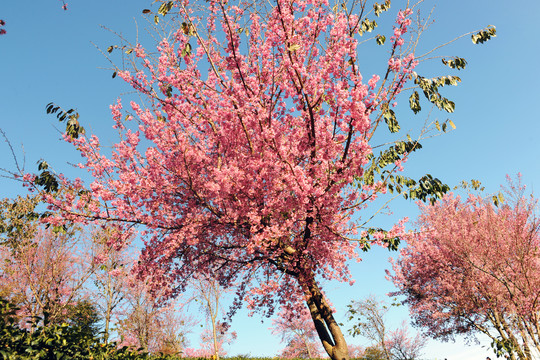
[303,277,349,360]
[211,314,220,360]
[301,333,313,359]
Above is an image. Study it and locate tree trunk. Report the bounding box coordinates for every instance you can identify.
[301,333,313,359]
[211,315,220,360]
[104,304,111,344]
[303,277,349,360]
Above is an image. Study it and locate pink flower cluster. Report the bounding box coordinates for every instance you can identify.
[390,178,540,353]
[391,8,413,47]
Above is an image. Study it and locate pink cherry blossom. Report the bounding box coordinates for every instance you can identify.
[29,2,432,359]
[390,177,540,359]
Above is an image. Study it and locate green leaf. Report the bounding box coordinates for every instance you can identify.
[383,109,400,133]
[359,18,378,35]
[472,25,496,44]
[182,22,190,34]
[37,160,49,171]
[442,99,455,113]
[442,57,467,70]
[373,0,391,16]
[414,73,459,113]
[180,22,196,36]
[158,1,174,16]
[154,15,159,25]
[376,34,386,45]
[409,91,421,114]
[181,42,192,57]
[107,45,114,53]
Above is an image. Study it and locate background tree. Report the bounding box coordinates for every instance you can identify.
[116,274,190,354]
[390,177,540,360]
[64,299,102,338]
[363,346,386,360]
[0,296,171,360]
[91,225,133,343]
[185,323,237,358]
[347,295,426,360]
[386,322,427,360]
[191,275,236,360]
[271,307,323,358]
[348,296,393,360]
[0,195,41,247]
[31,0,495,358]
[0,223,96,327]
[347,344,365,359]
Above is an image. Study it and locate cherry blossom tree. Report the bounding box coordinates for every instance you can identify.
[389,178,540,360]
[0,194,97,327]
[0,227,97,326]
[115,272,191,354]
[184,323,236,358]
[386,322,427,360]
[90,226,134,344]
[29,0,496,358]
[271,306,323,358]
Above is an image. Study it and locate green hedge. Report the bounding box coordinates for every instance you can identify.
[1,299,375,360]
[0,298,173,360]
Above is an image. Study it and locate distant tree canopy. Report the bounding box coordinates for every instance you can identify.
[65,300,102,338]
[391,177,540,360]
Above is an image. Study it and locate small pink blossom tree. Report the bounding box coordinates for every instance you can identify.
[29,0,495,358]
[90,225,135,344]
[386,322,427,360]
[0,227,96,327]
[271,307,323,358]
[115,271,191,354]
[390,178,540,360]
[0,194,97,327]
[184,323,237,358]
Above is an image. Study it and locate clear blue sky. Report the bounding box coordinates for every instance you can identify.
[1,0,539,359]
